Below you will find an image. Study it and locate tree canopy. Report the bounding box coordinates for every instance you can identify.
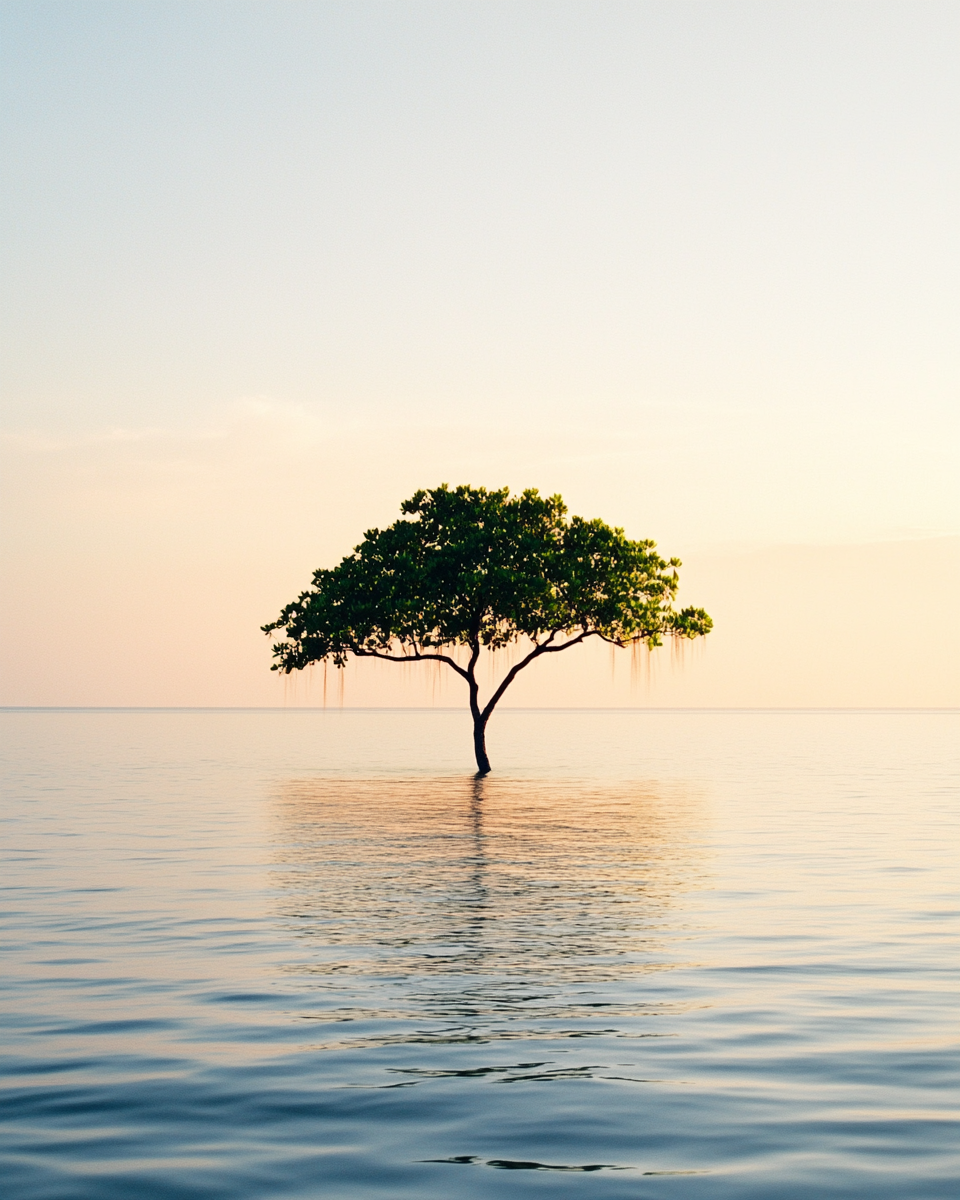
[263,484,712,772]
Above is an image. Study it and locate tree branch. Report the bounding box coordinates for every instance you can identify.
[348,625,630,718]
[352,647,471,683]
[538,629,595,654]
[479,629,601,721]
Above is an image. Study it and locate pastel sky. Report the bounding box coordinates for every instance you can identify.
[2,1,958,707]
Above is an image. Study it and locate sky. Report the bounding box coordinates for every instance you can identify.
[2,0,958,707]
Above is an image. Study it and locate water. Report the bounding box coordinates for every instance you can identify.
[1,708,957,1198]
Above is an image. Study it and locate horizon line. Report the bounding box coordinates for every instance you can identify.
[2,706,957,714]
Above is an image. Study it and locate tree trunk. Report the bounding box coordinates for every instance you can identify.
[473,713,491,775]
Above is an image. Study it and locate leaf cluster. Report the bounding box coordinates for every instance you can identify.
[262,485,712,672]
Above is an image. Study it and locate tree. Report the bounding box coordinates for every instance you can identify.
[263,485,712,774]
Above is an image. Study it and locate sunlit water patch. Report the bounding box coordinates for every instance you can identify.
[1,709,957,1198]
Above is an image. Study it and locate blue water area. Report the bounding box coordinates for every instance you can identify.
[1,708,957,1198]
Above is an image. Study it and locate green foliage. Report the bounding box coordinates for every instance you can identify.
[263,484,712,672]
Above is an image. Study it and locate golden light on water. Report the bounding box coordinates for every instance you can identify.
[270,777,707,1015]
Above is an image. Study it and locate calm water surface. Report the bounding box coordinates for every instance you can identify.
[2,709,957,1198]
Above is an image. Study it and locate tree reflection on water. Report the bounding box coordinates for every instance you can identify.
[269,776,707,1031]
